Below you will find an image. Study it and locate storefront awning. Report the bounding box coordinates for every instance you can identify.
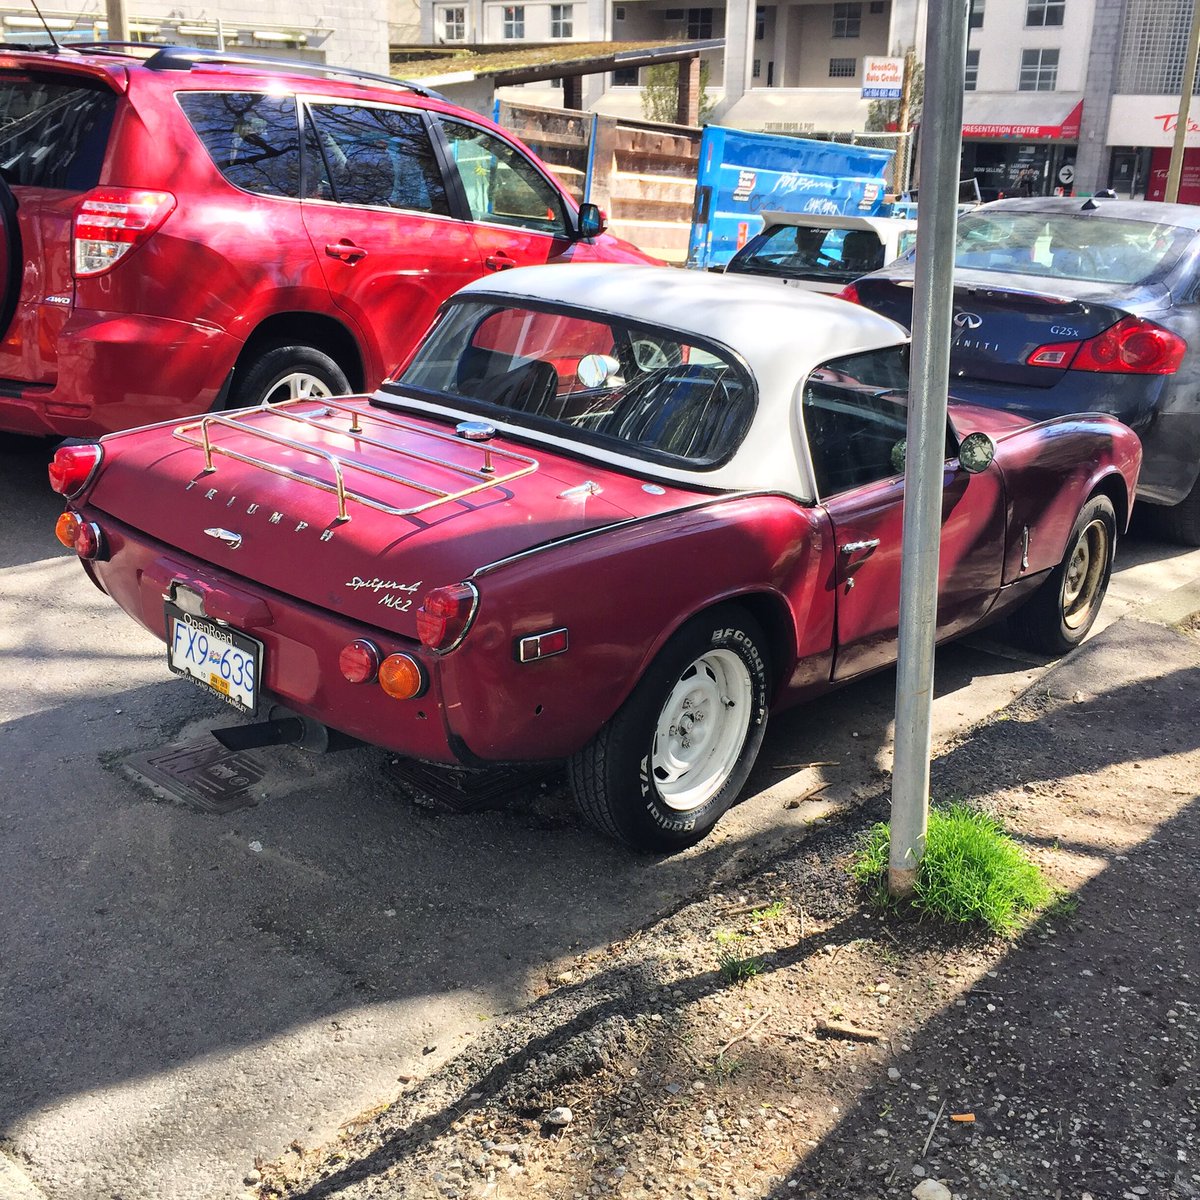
[961,94,1083,140]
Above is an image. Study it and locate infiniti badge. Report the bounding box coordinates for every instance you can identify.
[953,311,983,330]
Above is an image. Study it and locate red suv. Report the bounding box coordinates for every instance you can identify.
[0,44,657,438]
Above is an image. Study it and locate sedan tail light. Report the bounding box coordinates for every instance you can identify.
[416,583,478,651]
[837,283,862,305]
[1027,316,1186,376]
[48,442,103,497]
[74,188,176,277]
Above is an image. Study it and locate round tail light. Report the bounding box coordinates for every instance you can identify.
[339,639,381,684]
[73,520,104,561]
[378,653,427,700]
[55,511,81,548]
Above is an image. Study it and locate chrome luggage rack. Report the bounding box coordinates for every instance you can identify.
[173,399,538,523]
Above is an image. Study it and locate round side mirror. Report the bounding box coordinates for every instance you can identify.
[577,203,607,240]
[958,431,996,474]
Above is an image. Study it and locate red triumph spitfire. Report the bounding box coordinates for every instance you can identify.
[50,265,1141,851]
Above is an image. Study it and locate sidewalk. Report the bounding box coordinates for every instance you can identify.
[258,587,1200,1200]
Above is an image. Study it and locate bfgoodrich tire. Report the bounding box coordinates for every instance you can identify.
[228,342,351,409]
[1009,495,1116,656]
[568,606,771,852]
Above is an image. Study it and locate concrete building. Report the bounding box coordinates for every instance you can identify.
[400,0,1200,205]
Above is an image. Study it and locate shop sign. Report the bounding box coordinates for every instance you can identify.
[1108,96,1200,148]
[862,56,904,100]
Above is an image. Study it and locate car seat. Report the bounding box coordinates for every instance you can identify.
[840,231,884,275]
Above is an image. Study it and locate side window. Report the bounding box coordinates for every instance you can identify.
[437,117,569,237]
[305,103,449,214]
[0,79,116,191]
[177,93,301,199]
[802,346,913,496]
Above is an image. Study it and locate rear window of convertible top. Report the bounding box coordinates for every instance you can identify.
[382,299,756,469]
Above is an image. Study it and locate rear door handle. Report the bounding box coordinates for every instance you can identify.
[839,539,881,555]
[325,240,368,264]
[484,251,517,271]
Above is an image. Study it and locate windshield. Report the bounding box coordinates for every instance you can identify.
[730,223,888,281]
[954,211,1194,285]
[386,300,755,468]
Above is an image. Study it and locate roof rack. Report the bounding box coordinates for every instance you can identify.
[142,45,445,100]
[173,398,538,523]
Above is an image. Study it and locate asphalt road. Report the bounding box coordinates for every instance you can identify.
[3,433,1199,1200]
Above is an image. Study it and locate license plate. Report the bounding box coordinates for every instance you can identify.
[165,601,262,716]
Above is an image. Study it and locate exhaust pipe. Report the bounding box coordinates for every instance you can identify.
[210,707,360,754]
[210,717,306,752]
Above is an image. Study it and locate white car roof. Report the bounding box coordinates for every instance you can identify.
[447,263,911,498]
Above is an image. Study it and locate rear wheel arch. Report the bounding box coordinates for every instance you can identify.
[227,312,365,403]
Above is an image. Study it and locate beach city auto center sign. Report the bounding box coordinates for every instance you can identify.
[862,56,904,100]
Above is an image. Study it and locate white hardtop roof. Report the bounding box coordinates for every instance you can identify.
[445,263,911,498]
[759,211,919,236]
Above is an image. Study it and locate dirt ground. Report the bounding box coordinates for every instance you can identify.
[255,599,1200,1200]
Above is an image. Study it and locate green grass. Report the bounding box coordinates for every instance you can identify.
[851,803,1052,935]
[750,900,788,923]
[717,950,766,984]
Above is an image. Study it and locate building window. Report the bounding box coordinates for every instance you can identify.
[1025,0,1064,26]
[964,47,979,90]
[550,3,572,36]
[753,57,761,76]
[686,7,713,38]
[829,56,857,77]
[502,5,524,37]
[664,7,685,17]
[1019,47,1059,89]
[869,0,884,11]
[613,66,639,84]
[438,6,465,39]
[969,0,984,29]
[614,5,625,17]
[832,2,861,37]
[755,5,765,39]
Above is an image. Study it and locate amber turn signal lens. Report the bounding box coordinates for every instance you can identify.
[378,653,426,700]
[55,511,80,548]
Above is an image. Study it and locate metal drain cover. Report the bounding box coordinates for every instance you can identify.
[389,759,552,813]
[123,738,267,814]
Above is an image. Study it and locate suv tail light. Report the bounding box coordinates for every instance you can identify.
[74,188,176,277]
[416,583,478,651]
[1027,316,1186,376]
[48,442,103,497]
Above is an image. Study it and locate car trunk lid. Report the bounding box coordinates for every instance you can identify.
[88,398,706,637]
[854,269,1154,389]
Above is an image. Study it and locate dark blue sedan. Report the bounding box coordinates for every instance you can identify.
[845,197,1200,543]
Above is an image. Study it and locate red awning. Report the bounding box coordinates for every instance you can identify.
[961,98,1082,141]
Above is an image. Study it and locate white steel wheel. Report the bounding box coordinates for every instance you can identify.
[651,649,754,813]
[1009,494,1116,656]
[568,606,771,853]
[1061,516,1110,632]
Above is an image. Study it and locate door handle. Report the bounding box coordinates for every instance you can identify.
[325,240,368,264]
[839,538,881,555]
[484,252,517,271]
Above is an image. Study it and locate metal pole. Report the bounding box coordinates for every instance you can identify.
[888,0,969,899]
[106,0,130,42]
[1166,0,1200,203]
